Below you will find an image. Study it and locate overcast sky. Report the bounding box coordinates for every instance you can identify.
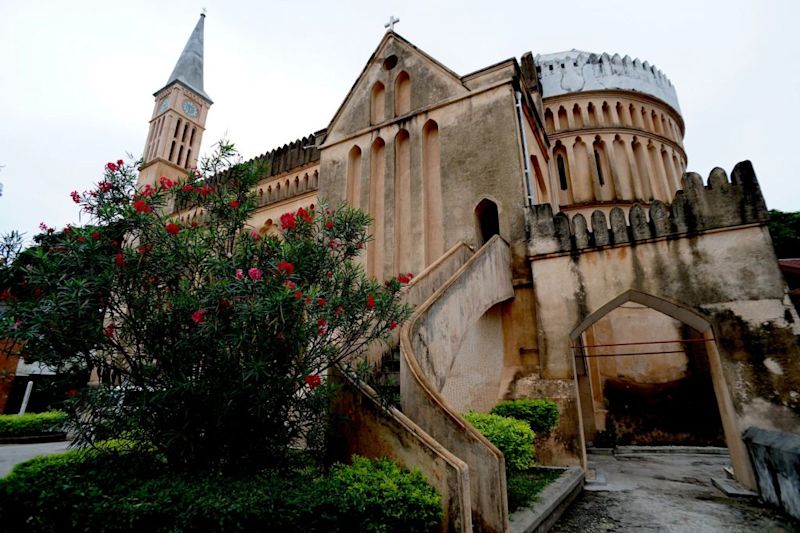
[1,0,798,240]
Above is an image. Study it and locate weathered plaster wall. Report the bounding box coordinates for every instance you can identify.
[331,372,472,533]
[527,162,800,484]
[401,236,514,532]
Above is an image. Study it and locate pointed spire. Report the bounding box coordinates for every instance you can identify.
[155,14,212,103]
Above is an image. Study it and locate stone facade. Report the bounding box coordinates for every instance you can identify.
[135,19,798,531]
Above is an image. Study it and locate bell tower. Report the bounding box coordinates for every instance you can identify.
[139,14,212,188]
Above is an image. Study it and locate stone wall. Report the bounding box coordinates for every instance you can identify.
[743,427,800,520]
[526,162,799,487]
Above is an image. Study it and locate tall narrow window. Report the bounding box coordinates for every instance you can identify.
[557,154,568,190]
[370,82,386,124]
[169,141,176,162]
[394,130,411,272]
[367,138,386,278]
[422,120,443,266]
[346,145,362,208]
[594,149,605,186]
[174,119,182,138]
[394,71,411,116]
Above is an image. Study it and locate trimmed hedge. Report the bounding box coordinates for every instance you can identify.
[490,399,559,435]
[0,450,442,533]
[463,412,535,471]
[0,411,66,437]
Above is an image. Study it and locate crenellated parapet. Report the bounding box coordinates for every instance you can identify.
[535,49,681,113]
[252,132,322,178]
[528,161,769,256]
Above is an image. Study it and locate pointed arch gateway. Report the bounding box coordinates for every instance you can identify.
[569,289,755,488]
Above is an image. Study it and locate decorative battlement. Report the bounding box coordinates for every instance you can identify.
[252,132,322,178]
[535,50,681,113]
[528,161,768,257]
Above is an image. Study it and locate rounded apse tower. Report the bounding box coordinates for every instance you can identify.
[535,50,686,214]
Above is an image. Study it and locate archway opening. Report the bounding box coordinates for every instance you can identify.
[475,199,499,245]
[573,301,725,448]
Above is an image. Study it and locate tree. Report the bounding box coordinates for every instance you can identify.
[1,141,410,472]
[768,209,800,259]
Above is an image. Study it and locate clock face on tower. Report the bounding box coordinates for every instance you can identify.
[158,98,170,114]
[182,100,199,118]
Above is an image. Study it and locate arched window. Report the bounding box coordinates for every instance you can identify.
[587,103,598,127]
[394,129,411,272]
[367,138,386,277]
[394,71,411,116]
[370,81,386,124]
[169,140,176,162]
[545,108,555,132]
[174,119,182,138]
[602,102,611,125]
[530,154,547,198]
[652,111,661,134]
[346,145,362,207]
[616,102,626,126]
[475,199,500,245]
[554,141,570,191]
[422,120,443,266]
[557,106,568,130]
[572,104,583,128]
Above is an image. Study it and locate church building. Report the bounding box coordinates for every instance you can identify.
[138,15,800,532]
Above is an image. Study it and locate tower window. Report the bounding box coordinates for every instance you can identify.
[594,150,605,186]
[557,154,568,190]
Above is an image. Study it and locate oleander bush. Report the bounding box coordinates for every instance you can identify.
[0,411,66,437]
[490,399,560,435]
[463,411,535,471]
[0,141,411,472]
[0,450,441,533]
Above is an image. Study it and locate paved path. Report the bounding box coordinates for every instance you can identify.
[552,453,798,532]
[0,441,70,477]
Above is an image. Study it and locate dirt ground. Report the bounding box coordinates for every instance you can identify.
[552,452,798,533]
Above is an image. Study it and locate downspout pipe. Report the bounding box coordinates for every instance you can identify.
[515,90,536,206]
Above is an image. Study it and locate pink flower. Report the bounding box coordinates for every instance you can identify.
[280,212,296,230]
[199,185,212,197]
[165,223,180,235]
[294,290,303,299]
[159,176,175,189]
[229,200,240,209]
[250,230,260,240]
[91,232,101,241]
[70,190,81,203]
[104,323,115,337]
[235,269,244,280]
[191,309,206,324]
[325,220,334,229]
[12,320,22,330]
[277,261,294,276]
[296,207,312,223]
[389,321,398,330]
[114,252,125,268]
[317,317,328,328]
[305,374,321,389]
[182,185,194,192]
[106,162,118,172]
[132,199,151,213]
[284,280,296,289]
[116,159,124,166]
[98,181,113,193]
[366,295,375,309]
[248,267,262,281]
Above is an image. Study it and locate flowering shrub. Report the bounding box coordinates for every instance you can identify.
[0,141,410,471]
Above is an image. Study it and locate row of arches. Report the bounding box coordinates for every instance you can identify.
[167,118,197,169]
[544,99,681,144]
[346,119,442,278]
[370,70,412,125]
[256,170,319,206]
[144,114,167,163]
[552,133,685,205]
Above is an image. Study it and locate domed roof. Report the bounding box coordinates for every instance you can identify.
[534,49,681,114]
